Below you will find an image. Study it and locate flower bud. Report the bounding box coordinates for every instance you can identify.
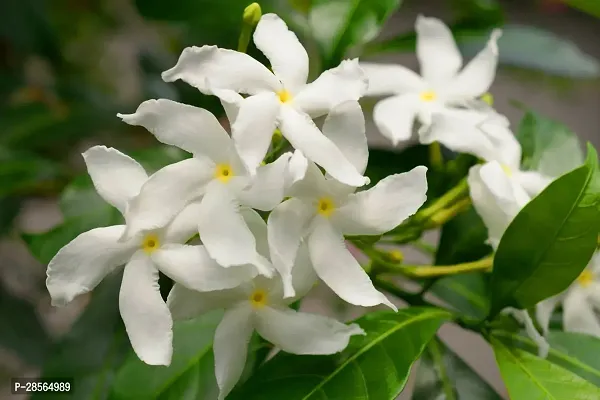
[243,3,262,27]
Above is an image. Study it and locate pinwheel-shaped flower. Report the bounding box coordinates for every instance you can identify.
[167,211,364,400]
[118,99,290,271]
[360,16,502,145]
[161,13,369,187]
[46,146,259,365]
[537,252,600,338]
[267,101,428,307]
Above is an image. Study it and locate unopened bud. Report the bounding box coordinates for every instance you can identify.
[243,3,262,26]
[388,250,403,263]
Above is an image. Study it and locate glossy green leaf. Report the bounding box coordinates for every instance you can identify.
[34,273,130,400]
[0,286,50,366]
[413,338,501,400]
[111,312,223,399]
[517,111,584,178]
[229,307,451,400]
[492,337,600,399]
[431,273,490,320]
[459,25,600,78]
[308,0,402,68]
[492,330,600,387]
[435,207,492,265]
[489,144,600,316]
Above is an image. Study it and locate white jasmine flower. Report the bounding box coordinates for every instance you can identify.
[537,252,600,338]
[46,146,259,366]
[117,99,290,271]
[167,211,365,400]
[266,101,427,307]
[468,160,552,249]
[161,13,369,187]
[360,16,502,145]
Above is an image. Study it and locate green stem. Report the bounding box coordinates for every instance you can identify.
[416,178,469,222]
[410,239,437,256]
[379,256,494,278]
[238,3,262,53]
[429,141,444,170]
[428,338,457,400]
[427,197,472,228]
[372,276,428,307]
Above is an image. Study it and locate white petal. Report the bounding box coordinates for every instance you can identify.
[506,308,549,358]
[163,201,203,244]
[121,157,214,241]
[360,62,425,96]
[420,110,520,164]
[198,183,266,274]
[536,294,564,335]
[240,207,269,258]
[334,166,428,235]
[445,29,502,100]
[286,150,309,189]
[288,243,318,302]
[322,100,368,175]
[293,59,368,118]
[286,160,330,200]
[253,13,308,93]
[152,244,256,291]
[119,252,172,365]
[82,146,148,215]
[167,283,246,320]
[563,289,600,337]
[255,306,364,354]
[214,304,254,400]
[46,225,136,306]
[515,171,553,198]
[372,94,420,145]
[238,152,292,211]
[279,105,369,187]
[308,219,396,309]
[468,162,530,249]
[217,89,244,124]
[231,92,280,174]
[267,198,315,297]
[416,15,463,84]
[117,99,232,160]
[161,45,280,94]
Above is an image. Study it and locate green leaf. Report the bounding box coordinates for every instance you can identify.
[565,0,600,18]
[517,111,584,178]
[489,144,600,316]
[0,286,50,366]
[459,25,600,78]
[492,337,600,399]
[0,147,64,196]
[229,307,451,400]
[111,312,223,399]
[365,145,430,186]
[435,207,492,265]
[492,330,600,387]
[413,338,501,400]
[308,0,402,68]
[430,273,490,320]
[0,196,22,235]
[34,273,130,400]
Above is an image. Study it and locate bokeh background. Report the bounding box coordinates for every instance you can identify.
[1,0,599,398]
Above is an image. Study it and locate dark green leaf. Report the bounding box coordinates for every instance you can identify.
[435,207,491,265]
[111,312,223,400]
[517,111,584,178]
[365,145,429,186]
[34,273,130,400]
[459,25,600,78]
[0,147,65,196]
[492,337,600,399]
[309,0,402,68]
[492,330,600,387]
[229,307,451,400]
[565,0,600,18]
[0,286,49,366]
[489,144,600,316]
[414,338,501,400]
[0,196,22,235]
[431,273,490,320]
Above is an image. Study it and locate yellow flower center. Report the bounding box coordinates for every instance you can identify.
[142,233,160,254]
[501,164,513,177]
[277,90,292,104]
[577,270,594,288]
[250,289,268,308]
[214,163,233,183]
[420,90,437,102]
[316,197,336,217]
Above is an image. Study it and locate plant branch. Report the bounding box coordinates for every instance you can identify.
[376,256,494,278]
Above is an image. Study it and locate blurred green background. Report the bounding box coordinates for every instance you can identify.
[0,0,599,398]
